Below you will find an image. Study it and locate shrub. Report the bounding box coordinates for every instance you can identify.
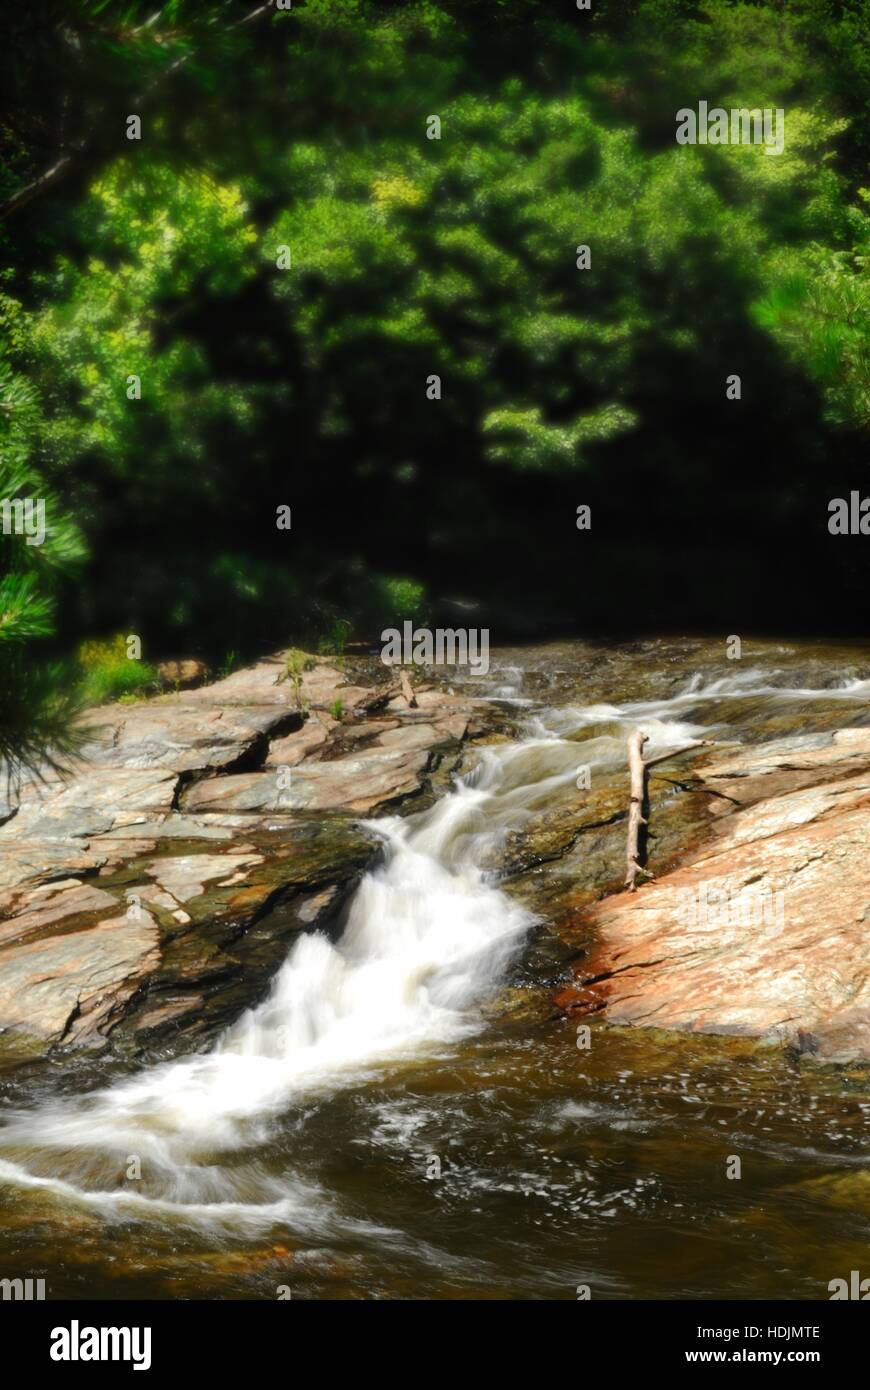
[76,635,159,707]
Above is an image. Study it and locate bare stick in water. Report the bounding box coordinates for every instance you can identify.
[624,736,713,890]
[624,728,648,892]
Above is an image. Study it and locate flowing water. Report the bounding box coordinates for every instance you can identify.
[2,638,870,1299]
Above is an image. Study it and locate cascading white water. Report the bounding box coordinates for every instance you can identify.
[2,663,866,1228]
[0,720,556,1225]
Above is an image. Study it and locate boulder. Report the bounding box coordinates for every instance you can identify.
[555,727,870,1062]
[156,659,210,688]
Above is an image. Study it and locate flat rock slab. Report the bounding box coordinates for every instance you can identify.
[0,844,106,900]
[0,650,480,1059]
[0,768,178,844]
[375,715,469,750]
[707,770,870,852]
[182,747,430,815]
[385,688,486,724]
[144,851,264,903]
[557,731,870,1062]
[338,719,399,743]
[0,767,179,907]
[76,703,299,773]
[0,881,120,947]
[699,727,870,810]
[178,654,305,706]
[0,911,160,1046]
[181,655,385,715]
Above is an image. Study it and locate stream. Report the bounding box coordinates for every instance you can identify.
[1,638,869,1299]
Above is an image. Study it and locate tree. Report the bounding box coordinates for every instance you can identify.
[0,0,868,712]
[0,341,85,796]
[754,200,870,432]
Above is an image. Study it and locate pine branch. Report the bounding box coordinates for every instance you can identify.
[0,1,277,221]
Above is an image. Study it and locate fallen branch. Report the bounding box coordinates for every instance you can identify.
[0,154,75,220]
[381,657,421,710]
[624,734,713,891]
[399,669,418,709]
[643,739,711,769]
[624,729,648,892]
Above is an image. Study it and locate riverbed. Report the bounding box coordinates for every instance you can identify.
[1,637,869,1299]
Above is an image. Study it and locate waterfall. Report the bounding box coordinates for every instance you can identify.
[0,730,547,1225]
[2,663,863,1229]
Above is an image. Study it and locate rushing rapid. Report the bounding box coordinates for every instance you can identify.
[0,663,716,1223]
[1,642,869,1297]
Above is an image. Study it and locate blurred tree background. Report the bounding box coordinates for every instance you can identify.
[0,0,868,757]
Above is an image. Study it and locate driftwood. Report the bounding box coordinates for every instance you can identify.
[624,730,649,892]
[624,734,712,891]
[643,740,708,769]
[399,669,418,708]
[381,660,420,709]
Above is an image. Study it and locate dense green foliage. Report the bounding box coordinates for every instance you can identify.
[755,198,870,431]
[1,0,868,772]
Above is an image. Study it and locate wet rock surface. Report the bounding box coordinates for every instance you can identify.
[4,638,870,1302]
[0,653,485,1060]
[554,724,870,1061]
[5,636,870,1069]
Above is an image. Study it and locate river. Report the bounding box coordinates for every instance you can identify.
[1,638,869,1298]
